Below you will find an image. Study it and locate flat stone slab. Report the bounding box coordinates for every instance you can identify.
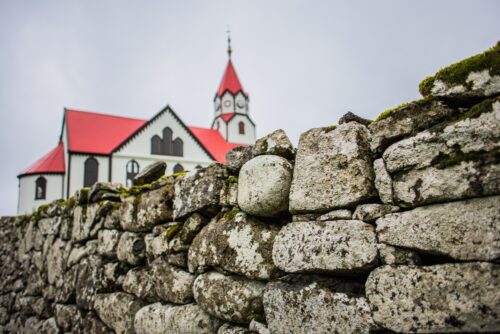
[133,161,166,186]
[272,220,378,274]
[188,212,281,280]
[263,275,377,334]
[193,271,266,324]
[376,196,500,261]
[238,155,293,217]
[366,262,500,333]
[289,123,376,213]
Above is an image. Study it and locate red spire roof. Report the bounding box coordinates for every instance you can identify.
[19,142,65,177]
[65,109,147,154]
[216,59,247,97]
[188,126,242,163]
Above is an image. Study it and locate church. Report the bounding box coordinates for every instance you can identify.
[17,45,256,214]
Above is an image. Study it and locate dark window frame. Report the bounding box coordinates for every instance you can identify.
[238,121,245,135]
[173,163,184,173]
[126,160,140,187]
[83,156,99,187]
[151,135,162,155]
[35,176,47,200]
[173,137,184,156]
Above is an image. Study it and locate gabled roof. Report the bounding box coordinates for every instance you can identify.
[19,142,65,177]
[65,108,147,154]
[188,127,241,163]
[216,59,247,97]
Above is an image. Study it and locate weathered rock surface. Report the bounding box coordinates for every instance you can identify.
[134,302,222,334]
[97,229,121,258]
[193,271,265,324]
[88,182,123,203]
[353,204,399,222]
[264,275,377,334]
[253,129,294,159]
[392,158,499,207]
[238,155,292,217]
[188,213,281,280]
[226,146,254,173]
[71,203,100,242]
[46,238,71,286]
[169,213,208,252]
[82,311,114,334]
[369,99,457,155]
[128,187,173,232]
[376,196,500,261]
[338,111,372,126]
[377,244,421,265]
[173,164,229,219]
[273,220,378,274]
[249,320,270,334]
[289,123,376,213]
[67,240,98,267]
[218,323,251,334]
[54,304,82,332]
[151,260,195,304]
[220,180,238,207]
[94,292,144,334]
[133,161,166,186]
[317,209,353,221]
[373,158,394,204]
[122,267,157,302]
[116,232,146,265]
[366,263,500,333]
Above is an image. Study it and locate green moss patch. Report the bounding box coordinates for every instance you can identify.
[374,98,435,122]
[419,42,500,97]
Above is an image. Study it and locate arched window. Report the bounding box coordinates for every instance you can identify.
[173,163,184,173]
[35,176,47,200]
[195,165,202,169]
[173,138,183,156]
[151,135,162,155]
[238,121,245,135]
[126,160,140,187]
[84,157,99,187]
[163,127,173,155]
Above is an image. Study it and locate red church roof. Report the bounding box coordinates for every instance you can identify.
[220,113,236,123]
[188,126,241,163]
[65,109,147,154]
[216,59,247,97]
[19,142,66,177]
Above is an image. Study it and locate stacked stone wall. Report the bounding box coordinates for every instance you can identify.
[0,43,499,333]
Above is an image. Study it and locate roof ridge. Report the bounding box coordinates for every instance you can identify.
[65,108,147,122]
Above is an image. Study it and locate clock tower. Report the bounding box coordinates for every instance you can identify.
[211,35,256,145]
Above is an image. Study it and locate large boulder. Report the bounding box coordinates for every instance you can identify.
[289,123,376,213]
[193,271,266,324]
[188,213,281,280]
[173,164,229,219]
[252,129,294,159]
[366,263,500,333]
[151,260,195,304]
[238,155,293,217]
[419,42,500,101]
[94,292,144,334]
[134,303,222,334]
[263,275,377,334]
[272,220,378,274]
[376,196,500,261]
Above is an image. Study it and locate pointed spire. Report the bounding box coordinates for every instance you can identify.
[227,26,232,58]
[216,29,247,97]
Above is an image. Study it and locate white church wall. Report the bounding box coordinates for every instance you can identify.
[68,154,109,197]
[227,114,256,145]
[213,117,228,140]
[62,123,69,198]
[18,174,64,214]
[215,96,222,115]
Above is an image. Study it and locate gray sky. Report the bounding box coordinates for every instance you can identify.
[0,0,498,216]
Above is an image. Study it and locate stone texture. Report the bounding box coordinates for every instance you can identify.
[289,123,376,213]
[173,164,229,219]
[168,213,209,252]
[75,256,110,310]
[353,204,399,222]
[369,99,457,155]
[238,155,293,217]
[46,238,71,286]
[366,263,500,333]
[123,187,173,232]
[193,271,265,324]
[97,229,121,258]
[40,318,60,334]
[377,244,421,265]
[338,111,372,126]
[317,209,353,221]
[94,292,144,334]
[150,260,195,304]
[220,180,238,207]
[116,232,146,265]
[273,220,378,274]
[253,129,294,159]
[264,275,377,334]
[373,158,394,204]
[88,182,123,203]
[133,161,166,186]
[54,304,82,332]
[226,146,254,173]
[71,203,100,243]
[376,196,500,261]
[218,323,251,334]
[134,302,222,334]
[188,212,281,280]
[122,267,157,302]
[249,320,270,334]
[67,240,98,267]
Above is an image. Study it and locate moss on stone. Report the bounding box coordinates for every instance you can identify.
[226,208,240,220]
[374,98,435,122]
[165,223,181,240]
[171,170,188,178]
[419,42,500,97]
[433,149,499,169]
[454,96,498,122]
[225,176,239,184]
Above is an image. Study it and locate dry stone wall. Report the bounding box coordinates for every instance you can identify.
[1,43,499,334]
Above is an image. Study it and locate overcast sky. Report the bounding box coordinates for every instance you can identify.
[0,0,498,216]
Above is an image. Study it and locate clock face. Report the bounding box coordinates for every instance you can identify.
[224,100,232,108]
[236,100,245,108]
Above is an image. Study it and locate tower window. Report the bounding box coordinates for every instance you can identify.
[151,135,162,154]
[35,176,47,200]
[173,163,184,173]
[126,160,140,187]
[173,138,184,156]
[238,121,245,135]
[83,156,99,187]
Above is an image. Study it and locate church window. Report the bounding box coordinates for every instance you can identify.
[173,163,184,173]
[151,135,162,155]
[195,165,202,169]
[35,176,47,200]
[163,127,173,155]
[83,157,99,187]
[173,138,183,156]
[238,121,245,135]
[126,160,140,187]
